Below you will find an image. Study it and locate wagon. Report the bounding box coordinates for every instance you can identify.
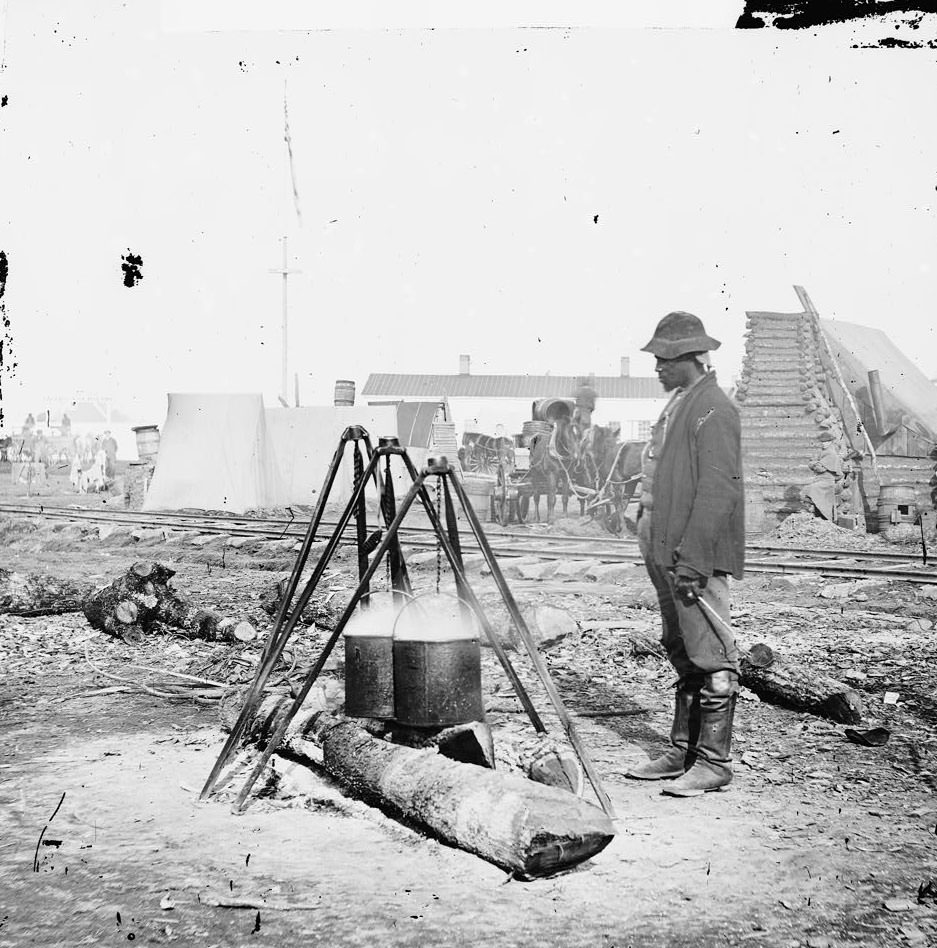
[490,447,534,526]
[460,432,515,476]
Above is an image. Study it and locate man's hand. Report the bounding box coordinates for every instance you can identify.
[673,566,707,605]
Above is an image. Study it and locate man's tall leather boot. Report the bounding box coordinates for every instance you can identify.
[662,670,737,797]
[625,674,702,780]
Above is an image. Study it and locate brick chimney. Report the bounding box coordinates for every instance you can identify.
[459,354,471,375]
[620,356,630,377]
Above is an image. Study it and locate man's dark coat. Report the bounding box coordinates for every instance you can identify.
[648,372,745,580]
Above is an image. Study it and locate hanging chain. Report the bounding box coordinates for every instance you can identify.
[435,477,443,595]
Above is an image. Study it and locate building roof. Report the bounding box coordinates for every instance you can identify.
[362,373,664,400]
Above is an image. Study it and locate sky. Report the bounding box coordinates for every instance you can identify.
[1,2,935,433]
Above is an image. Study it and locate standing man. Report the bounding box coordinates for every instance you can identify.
[102,430,118,479]
[572,375,598,431]
[802,430,843,522]
[626,312,744,796]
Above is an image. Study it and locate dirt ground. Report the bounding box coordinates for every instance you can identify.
[3,468,937,947]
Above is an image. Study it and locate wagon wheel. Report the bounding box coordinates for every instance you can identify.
[492,463,509,525]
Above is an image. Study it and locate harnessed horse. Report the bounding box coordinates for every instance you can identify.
[581,428,645,533]
[520,422,577,522]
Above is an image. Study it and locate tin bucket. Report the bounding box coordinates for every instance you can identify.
[392,592,485,728]
[344,591,413,719]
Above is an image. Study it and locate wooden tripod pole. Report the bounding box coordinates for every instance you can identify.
[201,429,380,799]
[233,470,430,809]
[231,455,550,810]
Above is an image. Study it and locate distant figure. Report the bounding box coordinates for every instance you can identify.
[69,454,83,491]
[33,430,48,465]
[61,413,72,437]
[102,430,118,477]
[573,375,597,430]
[23,413,35,434]
[841,448,867,530]
[87,449,109,492]
[802,431,843,522]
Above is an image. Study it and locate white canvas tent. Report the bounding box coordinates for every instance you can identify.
[143,395,400,513]
[264,405,398,507]
[144,394,287,513]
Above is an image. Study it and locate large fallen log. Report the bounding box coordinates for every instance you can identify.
[0,569,94,616]
[739,643,863,724]
[220,691,609,877]
[310,712,614,879]
[222,687,583,793]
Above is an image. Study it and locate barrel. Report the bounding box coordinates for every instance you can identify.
[334,379,356,407]
[532,398,573,424]
[460,472,496,522]
[131,425,160,462]
[344,594,407,719]
[876,484,917,532]
[522,419,553,442]
[392,595,484,728]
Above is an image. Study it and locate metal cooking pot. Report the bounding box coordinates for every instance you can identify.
[343,591,413,719]
[392,593,485,728]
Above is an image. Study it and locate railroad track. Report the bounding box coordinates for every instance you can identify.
[2,503,936,586]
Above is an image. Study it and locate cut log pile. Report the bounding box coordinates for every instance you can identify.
[79,561,257,645]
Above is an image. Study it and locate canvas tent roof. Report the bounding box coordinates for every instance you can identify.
[821,319,937,442]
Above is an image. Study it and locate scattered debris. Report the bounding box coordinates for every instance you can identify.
[844,727,890,747]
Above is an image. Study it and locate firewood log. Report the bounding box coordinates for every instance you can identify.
[221,690,608,877]
[739,643,863,724]
[0,568,94,616]
[310,712,614,879]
